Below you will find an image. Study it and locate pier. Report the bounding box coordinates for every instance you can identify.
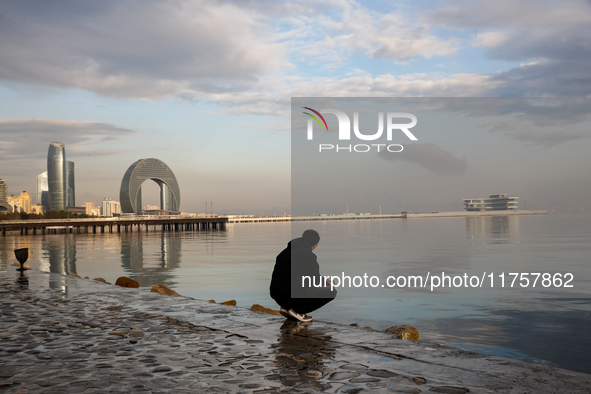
[227,210,547,223]
[0,210,548,235]
[0,216,227,236]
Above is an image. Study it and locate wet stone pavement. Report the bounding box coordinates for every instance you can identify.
[1,270,591,393]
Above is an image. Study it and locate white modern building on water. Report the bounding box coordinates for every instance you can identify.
[463,194,518,211]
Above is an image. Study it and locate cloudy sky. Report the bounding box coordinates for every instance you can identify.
[1,0,590,213]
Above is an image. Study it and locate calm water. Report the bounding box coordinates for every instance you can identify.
[1,212,590,373]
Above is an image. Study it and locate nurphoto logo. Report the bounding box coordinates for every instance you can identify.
[302,107,418,153]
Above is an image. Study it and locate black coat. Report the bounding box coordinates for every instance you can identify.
[270,237,321,303]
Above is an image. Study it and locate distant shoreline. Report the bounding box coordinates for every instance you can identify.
[228,210,548,223]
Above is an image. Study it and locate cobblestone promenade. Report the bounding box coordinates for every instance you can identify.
[1,270,590,393]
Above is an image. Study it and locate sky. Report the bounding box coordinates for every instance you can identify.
[0,0,590,214]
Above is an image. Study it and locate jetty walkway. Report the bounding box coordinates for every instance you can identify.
[0,216,227,236]
[228,210,547,223]
[1,210,547,235]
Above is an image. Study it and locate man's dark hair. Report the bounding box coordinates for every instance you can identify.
[302,229,320,247]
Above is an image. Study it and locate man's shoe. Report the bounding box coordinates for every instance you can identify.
[280,308,297,320]
[286,309,313,322]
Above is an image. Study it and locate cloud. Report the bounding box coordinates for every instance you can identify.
[211,72,497,117]
[423,0,591,96]
[1,0,589,117]
[0,119,136,161]
[239,121,290,132]
[0,0,463,107]
[0,0,288,99]
[389,98,591,147]
[378,142,468,176]
[483,119,591,147]
[422,0,591,29]
[290,4,459,66]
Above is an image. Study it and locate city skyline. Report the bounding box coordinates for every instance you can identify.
[0,1,590,214]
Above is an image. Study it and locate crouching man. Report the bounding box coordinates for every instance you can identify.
[270,229,337,322]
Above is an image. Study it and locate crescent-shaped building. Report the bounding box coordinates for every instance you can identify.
[120,158,181,214]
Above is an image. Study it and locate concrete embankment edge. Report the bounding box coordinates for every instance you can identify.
[2,269,589,393]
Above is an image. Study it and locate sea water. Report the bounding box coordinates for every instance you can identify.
[1,212,590,373]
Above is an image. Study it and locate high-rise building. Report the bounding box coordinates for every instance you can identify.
[0,179,6,203]
[66,161,75,208]
[37,171,49,212]
[47,142,66,211]
[0,180,10,213]
[102,197,121,217]
[85,202,101,216]
[8,191,33,213]
[120,158,180,214]
[46,142,76,210]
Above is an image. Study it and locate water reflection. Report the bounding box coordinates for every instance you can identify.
[40,234,77,275]
[465,215,519,243]
[31,232,188,288]
[271,321,336,388]
[120,232,182,287]
[0,236,36,271]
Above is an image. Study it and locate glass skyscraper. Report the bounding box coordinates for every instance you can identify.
[46,142,76,211]
[66,161,75,208]
[37,171,49,211]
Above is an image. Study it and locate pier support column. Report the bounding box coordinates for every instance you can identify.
[2,228,5,236]
[42,227,45,235]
